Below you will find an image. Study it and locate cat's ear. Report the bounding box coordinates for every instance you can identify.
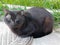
[21,10,24,15]
[17,10,24,15]
[3,9,10,14]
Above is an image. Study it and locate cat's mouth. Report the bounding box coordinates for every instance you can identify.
[10,26,19,30]
[11,25,22,29]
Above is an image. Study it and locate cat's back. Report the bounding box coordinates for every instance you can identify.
[26,7,53,23]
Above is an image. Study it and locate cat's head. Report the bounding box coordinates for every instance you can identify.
[4,9,25,29]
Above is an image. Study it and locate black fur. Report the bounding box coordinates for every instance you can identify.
[4,7,54,38]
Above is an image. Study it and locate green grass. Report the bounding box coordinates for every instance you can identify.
[52,12,60,28]
[53,12,60,23]
[0,0,60,9]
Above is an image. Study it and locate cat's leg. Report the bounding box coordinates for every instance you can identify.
[21,22,36,37]
[43,17,53,35]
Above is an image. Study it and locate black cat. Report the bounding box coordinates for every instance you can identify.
[4,7,54,38]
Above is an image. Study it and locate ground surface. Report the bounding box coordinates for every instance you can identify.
[0,22,60,45]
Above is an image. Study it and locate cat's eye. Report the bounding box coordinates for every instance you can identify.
[15,20,20,24]
[7,20,11,23]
